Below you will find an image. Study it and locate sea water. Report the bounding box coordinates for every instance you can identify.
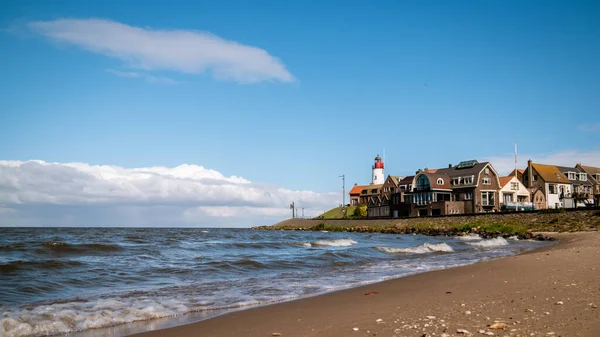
[0,227,551,337]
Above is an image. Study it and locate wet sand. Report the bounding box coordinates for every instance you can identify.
[132,231,600,337]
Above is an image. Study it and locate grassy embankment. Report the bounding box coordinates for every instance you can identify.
[317,205,357,219]
[258,209,600,239]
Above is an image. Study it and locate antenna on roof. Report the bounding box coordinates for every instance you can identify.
[514,141,518,176]
[383,148,386,165]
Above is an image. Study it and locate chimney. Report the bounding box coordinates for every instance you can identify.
[527,159,533,189]
[448,164,453,168]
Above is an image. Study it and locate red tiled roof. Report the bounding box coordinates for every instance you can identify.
[499,176,512,188]
[349,185,367,195]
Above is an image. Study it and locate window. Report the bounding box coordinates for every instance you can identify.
[533,175,538,181]
[482,177,491,185]
[464,176,473,184]
[481,191,495,206]
[416,175,430,191]
[548,184,557,194]
[384,187,388,192]
[567,172,576,180]
[437,178,444,185]
[465,192,473,200]
[452,178,459,186]
[510,182,519,190]
[580,173,587,181]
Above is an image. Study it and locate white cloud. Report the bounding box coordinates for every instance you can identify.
[28,18,295,83]
[106,69,179,84]
[484,149,600,176]
[577,122,600,132]
[0,161,337,227]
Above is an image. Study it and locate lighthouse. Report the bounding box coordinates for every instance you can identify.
[372,154,384,185]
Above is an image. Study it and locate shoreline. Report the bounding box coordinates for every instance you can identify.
[129,231,600,337]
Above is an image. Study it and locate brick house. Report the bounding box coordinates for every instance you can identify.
[349,184,367,206]
[400,160,501,216]
[522,160,573,209]
[557,166,594,207]
[575,164,600,207]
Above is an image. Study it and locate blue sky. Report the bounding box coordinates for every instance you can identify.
[1,0,599,226]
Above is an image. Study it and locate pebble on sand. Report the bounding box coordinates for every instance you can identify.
[489,322,506,329]
[272,333,282,336]
[352,327,359,331]
[555,301,564,305]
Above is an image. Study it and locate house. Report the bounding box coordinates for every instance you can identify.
[575,164,600,207]
[402,171,457,216]
[498,176,533,211]
[367,174,403,217]
[522,160,573,209]
[508,169,525,183]
[349,184,367,206]
[398,176,414,193]
[382,175,402,195]
[434,160,501,214]
[359,184,383,205]
[367,194,390,217]
[556,166,594,207]
[401,160,502,216]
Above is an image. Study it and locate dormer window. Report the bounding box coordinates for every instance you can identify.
[580,173,587,181]
[437,178,444,185]
[567,172,576,180]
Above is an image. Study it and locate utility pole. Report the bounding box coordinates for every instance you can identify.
[339,174,345,206]
[290,201,295,218]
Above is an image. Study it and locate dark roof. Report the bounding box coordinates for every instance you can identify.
[420,172,452,190]
[579,165,600,176]
[435,161,492,179]
[399,176,414,185]
[555,166,593,185]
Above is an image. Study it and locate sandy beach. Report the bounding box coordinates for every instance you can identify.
[132,231,600,337]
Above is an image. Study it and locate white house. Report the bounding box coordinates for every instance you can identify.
[498,176,532,210]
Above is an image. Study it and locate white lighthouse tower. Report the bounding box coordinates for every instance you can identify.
[371,154,384,185]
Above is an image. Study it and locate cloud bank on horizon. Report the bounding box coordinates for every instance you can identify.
[0,160,337,227]
[27,18,295,84]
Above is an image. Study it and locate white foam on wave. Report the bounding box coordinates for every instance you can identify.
[376,242,454,254]
[0,296,264,337]
[467,237,509,247]
[309,239,358,247]
[508,235,519,241]
[455,233,482,241]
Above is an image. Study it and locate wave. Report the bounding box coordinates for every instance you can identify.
[455,233,481,241]
[377,242,454,254]
[0,260,86,273]
[466,237,509,247]
[299,239,358,247]
[200,259,268,271]
[38,242,123,254]
[0,294,290,337]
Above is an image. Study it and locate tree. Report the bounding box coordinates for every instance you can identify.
[353,205,367,218]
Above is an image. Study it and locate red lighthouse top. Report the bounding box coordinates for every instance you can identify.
[373,154,384,169]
